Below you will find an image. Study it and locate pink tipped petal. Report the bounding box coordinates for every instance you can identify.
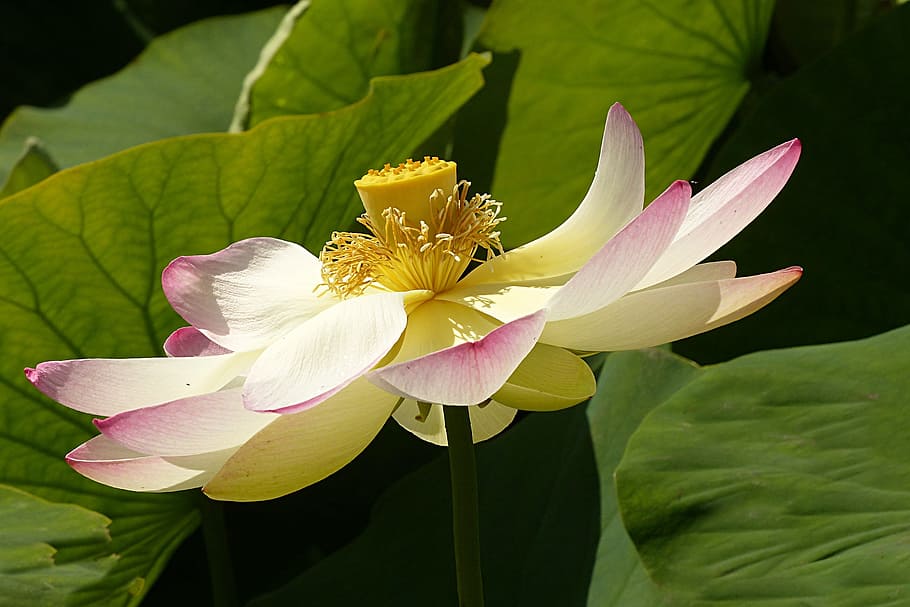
[96,388,277,456]
[493,343,596,411]
[164,327,231,357]
[636,140,801,289]
[242,291,418,414]
[460,103,645,286]
[542,267,802,351]
[392,401,518,446]
[26,351,257,417]
[162,237,335,351]
[204,379,396,501]
[66,435,234,493]
[547,180,691,321]
[368,310,547,406]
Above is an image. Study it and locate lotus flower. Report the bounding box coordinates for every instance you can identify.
[25,104,801,501]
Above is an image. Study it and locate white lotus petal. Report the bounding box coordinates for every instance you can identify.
[542,267,803,351]
[547,180,690,321]
[636,140,800,288]
[66,435,234,493]
[460,103,645,286]
[163,237,336,351]
[369,307,547,406]
[647,260,737,288]
[26,351,257,416]
[96,388,277,456]
[493,343,595,411]
[242,291,424,414]
[440,282,562,324]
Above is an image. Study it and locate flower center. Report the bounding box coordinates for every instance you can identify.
[320,157,505,298]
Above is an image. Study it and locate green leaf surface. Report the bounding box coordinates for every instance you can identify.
[0,55,486,605]
[238,0,441,128]
[459,0,773,247]
[0,6,286,186]
[586,349,701,607]
[0,138,58,198]
[676,4,910,363]
[0,485,115,606]
[249,407,600,607]
[617,326,910,606]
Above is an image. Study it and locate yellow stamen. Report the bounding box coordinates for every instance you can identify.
[355,156,457,227]
[320,179,504,298]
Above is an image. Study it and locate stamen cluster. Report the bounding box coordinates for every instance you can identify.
[320,182,505,297]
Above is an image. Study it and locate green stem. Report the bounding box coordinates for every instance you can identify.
[200,497,239,607]
[443,405,485,607]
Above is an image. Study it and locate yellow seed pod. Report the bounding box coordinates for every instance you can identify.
[355,157,457,227]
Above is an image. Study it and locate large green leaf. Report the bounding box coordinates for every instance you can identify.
[237,0,443,128]
[0,485,114,605]
[676,4,910,363]
[250,406,600,607]
[586,349,701,607]
[0,54,487,605]
[616,325,910,606]
[0,6,286,187]
[458,0,774,247]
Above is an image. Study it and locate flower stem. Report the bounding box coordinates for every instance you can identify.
[443,405,485,607]
[200,496,239,607]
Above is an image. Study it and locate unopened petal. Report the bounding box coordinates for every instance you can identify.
[163,237,335,351]
[204,379,396,501]
[636,140,801,288]
[25,352,257,417]
[242,291,422,414]
[368,309,547,406]
[66,435,233,492]
[392,401,517,446]
[493,343,595,411]
[547,180,691,321]
[95,388,277,456]
[542,267,803,351]
[460,103,645,286]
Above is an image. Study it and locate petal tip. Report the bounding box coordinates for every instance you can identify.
[784,265,804,280]
[161,257,191,301]
[64,443,85,464]
[668,179,693,196]
[774,138,802,165]
[606,102,638,131]
[24,362,56,396]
